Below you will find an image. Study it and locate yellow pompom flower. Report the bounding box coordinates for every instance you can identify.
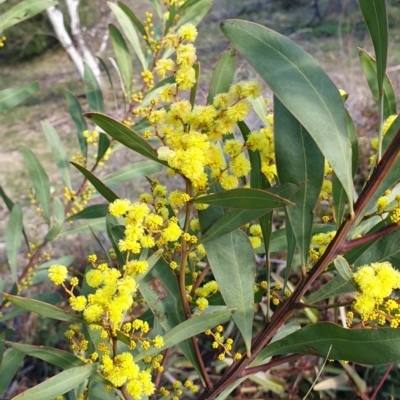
[178,23,198,42]
[249,224,262,237]
[48,264,68,285]
[230,154,251,177]
[109,199,131,218]
[196,297,209,311]
[223,139,243,157]
[226,100,251,122]
[161,222,182,242]
[220,172,239,190]
[155,59,175,78]
[246,131,267,151]
[83,304,104,323]
[85,269,104,288]
[249,236,261,249]
[175,67,196,90]
[153,335,164,348]
[69,295,87,312]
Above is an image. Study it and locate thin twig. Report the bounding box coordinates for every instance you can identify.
[190,263,210,297]
[241,354,301,377]
[296,300,354,310]
[370,362,393,400]
[154,348,172,390]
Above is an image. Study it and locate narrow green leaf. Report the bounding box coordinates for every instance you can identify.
[136,309,235,361]
[359,0,388,94]
[0,81,38,111]
[117,2,147,38]
[83,64,103,112]
[358,48,396,119]
[207,46,236,104]
[41,120,71,189]
[85,112,168,166]
[199,208,269,245]
[135,249,164,284]
[237,121,268,190]
[88,379,116,399]
[189,62,200,108]
[149,0,163,19]
[0,348,24,394]
[96,56,114,92]
[66,204,109,222]
[204,230,256,353]
[71,162,119,203]
[306,275,356,304]
[109,24,132,97]
[102,161,162,186]
[0,293,62,322]
[139,257,206,380]
[43,197,65,242]
[5,294,82,323]
[222,19,354,212]
[96,132,111,163]
[274,96,324,266]
[193,187,295,209]
[105,215,125,267]
[284,214,296,285]
[5,203,23,282]
[354,223,400,267]
[332,109,358,227]
[64,90,88,158]
[5,342,85,369]
[20,145,51,223]
[108,57,127,108]
[262,322,400,365]
[333,256,354,283]
[0,0,56,31]
[108,2,147,71]
[12,363,98,400]
[248,95,269,126]
[176,0,213,28]
[0,332,4,366]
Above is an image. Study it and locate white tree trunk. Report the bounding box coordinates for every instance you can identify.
[46,5,84,78]
[46,1,103,85]
[65,0,102,84]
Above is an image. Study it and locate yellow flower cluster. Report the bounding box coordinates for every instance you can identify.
[101,352,155,398]
[195,280,219,311]
[248,223,263,249]
[64,183,95,217]
[142,12,160,52]
[309,231,337,262]
[0,35,6,48]
[205,325,242,361]
[353,262,400,325]
[83,129,99,145]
